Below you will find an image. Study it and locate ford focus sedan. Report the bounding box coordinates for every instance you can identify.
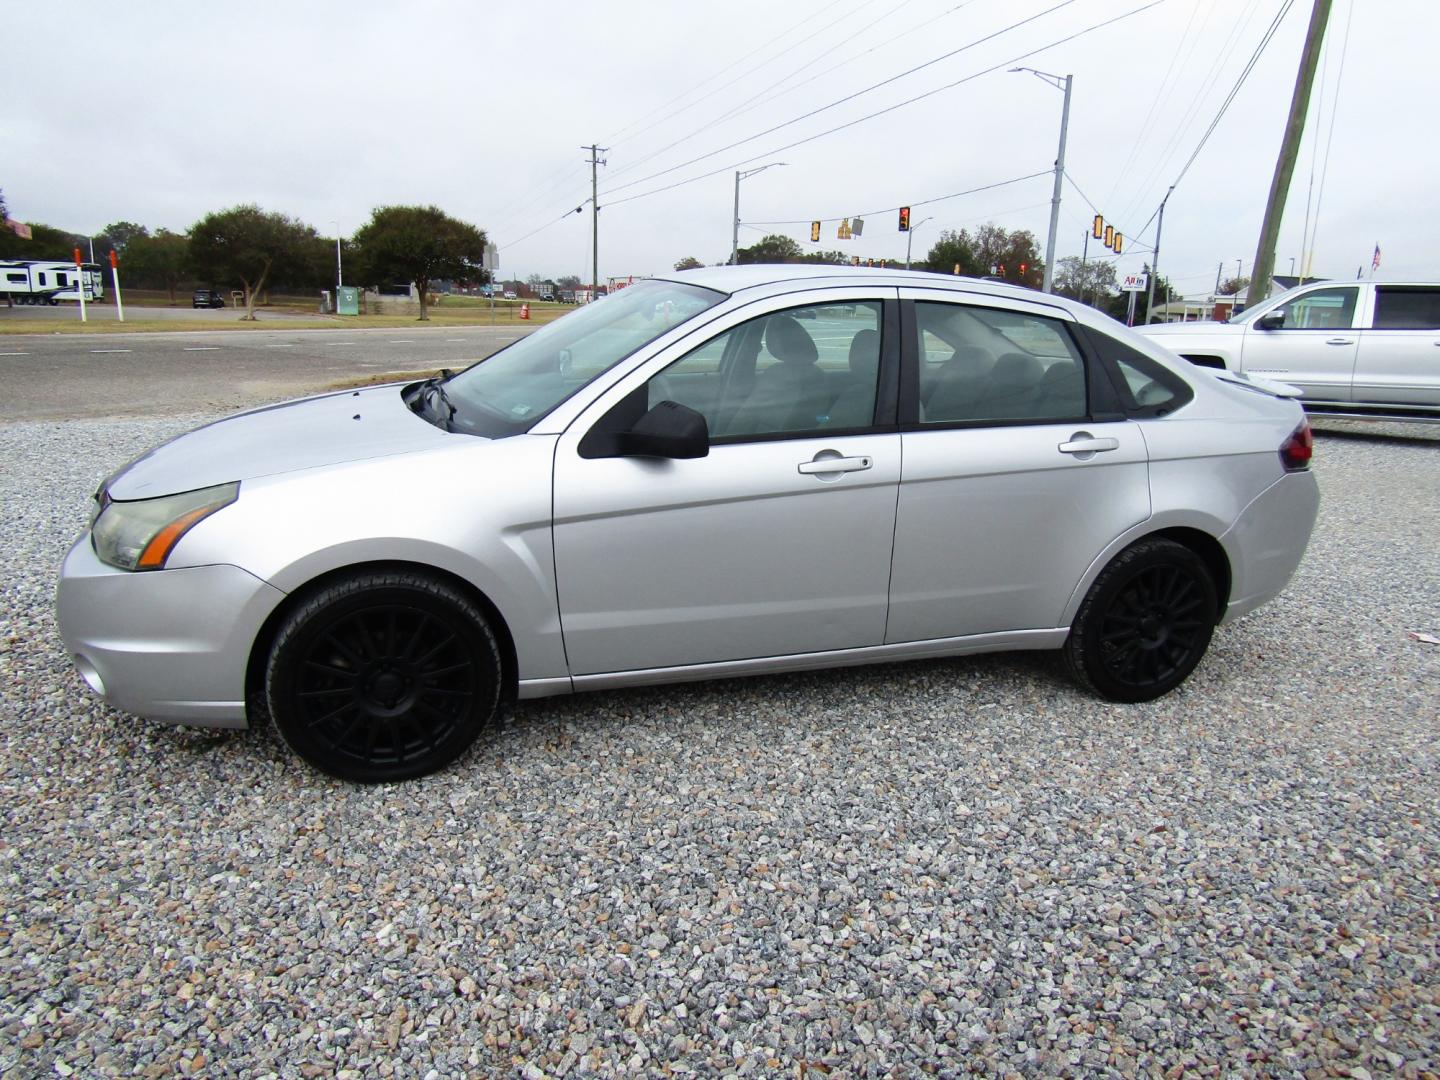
[57,267,1319,782]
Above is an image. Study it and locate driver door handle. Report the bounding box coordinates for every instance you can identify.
[1058,436,1119,455]
[797,455,872,474]
[1326,337,1355,345]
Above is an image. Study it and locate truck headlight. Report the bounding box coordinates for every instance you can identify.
[91,482,239,571]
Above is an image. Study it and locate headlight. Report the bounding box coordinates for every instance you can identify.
[91,482,239,571]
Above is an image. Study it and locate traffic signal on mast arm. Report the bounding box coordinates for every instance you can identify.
[898,206,911,232]
[1019,263,1028,277]
[1093,214,1104,240]
[1104,225,1114,249]
[810,221,821,242]
[1113,232,1123,254]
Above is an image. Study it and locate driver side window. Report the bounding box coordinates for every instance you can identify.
[1273,287,1358,330]
[648,301,884,439]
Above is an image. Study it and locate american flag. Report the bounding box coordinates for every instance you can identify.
[1372,244,1381,271]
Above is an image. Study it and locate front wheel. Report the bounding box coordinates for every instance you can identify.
[1064,538,1218,703]
[266,571,502,782]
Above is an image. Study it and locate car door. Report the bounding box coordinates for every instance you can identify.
[1241,284,1361,402]
[552,289,902,676]
[886,291,1151,643]
[1353,285,1440,408]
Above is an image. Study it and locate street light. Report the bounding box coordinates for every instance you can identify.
[731,163,787,265]
[1010,67,1072,295]
[904,216,933,270]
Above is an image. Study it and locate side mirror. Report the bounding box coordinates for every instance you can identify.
[1257,311,1285,331]
[616,400,709,459]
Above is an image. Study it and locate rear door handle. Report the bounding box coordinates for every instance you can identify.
[1326,337,1355,345]
[797,455,872,474]
[1058,436,1119,456]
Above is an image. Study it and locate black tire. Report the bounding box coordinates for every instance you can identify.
[1064,538,1218,703]
[266,570,502,782]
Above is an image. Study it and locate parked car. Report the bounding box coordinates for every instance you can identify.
[192,289,225,309]
[57,267,1319,782]
[503,290,518,300]
[1138,281,1440,422]
[541,292,556,303]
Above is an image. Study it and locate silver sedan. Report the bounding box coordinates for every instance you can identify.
[57,267,1319,781]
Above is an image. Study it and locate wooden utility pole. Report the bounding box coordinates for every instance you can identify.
[1247,0,1333,310]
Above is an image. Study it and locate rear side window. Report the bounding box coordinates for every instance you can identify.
[916,301,1087,425]
[1372,287,1440,329]
[1080,327,1194,418]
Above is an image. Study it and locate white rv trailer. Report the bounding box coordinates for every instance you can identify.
[0,260,104,305]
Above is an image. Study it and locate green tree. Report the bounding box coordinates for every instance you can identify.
[350,205,487,321]
[736,233,803,264]
[1218,275,1249,297]
[797,249,851,265]
[921,229,980,276]
[1053,255,1118,309]
[102,221,149,252]
[188,205,318,319]
[673,256,703,271]
[124,229,190,302]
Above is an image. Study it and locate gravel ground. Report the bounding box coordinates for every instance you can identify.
[1,413,1437,1078]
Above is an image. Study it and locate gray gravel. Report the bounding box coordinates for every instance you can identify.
[1,412,1437,1078]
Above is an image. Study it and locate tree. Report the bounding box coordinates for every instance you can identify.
[102,221,149,252]
[673,256,703,271]
[555,274,581,291]
[123,229,190,302]
[1103,264,1175,324]
[1053,256,1119,309]
[1219,275,1250,296]
[921,224,1043,286]
[188,205,318,320]
[351,205,486,321]
[736,233,803,264]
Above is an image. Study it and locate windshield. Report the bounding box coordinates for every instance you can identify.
[440,280,723,437]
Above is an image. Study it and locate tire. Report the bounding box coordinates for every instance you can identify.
[266,570,502,782]
[1064,538,1218,703]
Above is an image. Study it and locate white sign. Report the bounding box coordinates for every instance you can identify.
[1120,273,1149,292]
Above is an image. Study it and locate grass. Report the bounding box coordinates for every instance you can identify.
[0,300,568,335]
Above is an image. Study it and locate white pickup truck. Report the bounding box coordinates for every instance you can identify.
[1138,281,1440,422]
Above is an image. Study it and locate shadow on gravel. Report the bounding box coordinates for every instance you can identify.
[1312,424,1440,447]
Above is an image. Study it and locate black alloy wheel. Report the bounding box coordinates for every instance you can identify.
[267,571,502,782]
[1065,538,1218,703]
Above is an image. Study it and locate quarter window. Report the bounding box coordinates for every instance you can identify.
[649,301,883,438]
[1272,287,1357,329]
[916,301,1086,424]
[1372,287,1440,330]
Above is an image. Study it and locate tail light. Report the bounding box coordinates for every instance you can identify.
[1279,419,1313,471]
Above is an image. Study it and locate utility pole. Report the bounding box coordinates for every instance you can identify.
[1143,185,1175,325]
[1247,0,1333,310]
[583,144,608,299]
[1010,68,1072,294]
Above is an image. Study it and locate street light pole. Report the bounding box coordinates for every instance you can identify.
[332,221,343,290]
[731,163,787,264]
[1011,67,1072,294]
[905,217,932,270]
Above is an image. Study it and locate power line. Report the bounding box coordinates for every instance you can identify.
[600,1,1169,211]
[745,169,1052,224]
[599,0,1083,200]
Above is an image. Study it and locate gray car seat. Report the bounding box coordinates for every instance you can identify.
[728,315,830,434]
[825,328,880,428]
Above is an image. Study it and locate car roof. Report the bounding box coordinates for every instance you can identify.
[663,262,1047,300]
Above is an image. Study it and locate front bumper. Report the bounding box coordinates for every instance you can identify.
[55,535,287,728]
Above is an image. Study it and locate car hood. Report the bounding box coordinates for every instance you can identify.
[105,384,459,500]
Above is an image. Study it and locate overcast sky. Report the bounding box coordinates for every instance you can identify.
[6,0,1435,297]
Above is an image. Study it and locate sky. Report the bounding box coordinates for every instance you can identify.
[6,0,1436,299]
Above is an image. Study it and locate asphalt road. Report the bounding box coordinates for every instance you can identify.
[0,325,534,420]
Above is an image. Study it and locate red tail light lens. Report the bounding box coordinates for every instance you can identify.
[1280,419,1313,471]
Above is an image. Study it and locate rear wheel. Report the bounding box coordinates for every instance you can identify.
[266,571,501,782]
[1065,538,1217,702]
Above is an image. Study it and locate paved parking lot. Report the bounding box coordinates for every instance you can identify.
[0,400,1436,1076]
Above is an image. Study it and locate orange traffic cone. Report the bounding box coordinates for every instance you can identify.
[519,303,530,320]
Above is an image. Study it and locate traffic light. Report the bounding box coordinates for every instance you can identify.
[1113,232,1123,254]
[866,258,874,268]
[898,206,911,232]
[1019,262,1028,277]
[998,264,1006,276]
[1104,225,1114,249]
[810,221,821,243]
[851,255,861,266]
[1093,214,1104,240]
